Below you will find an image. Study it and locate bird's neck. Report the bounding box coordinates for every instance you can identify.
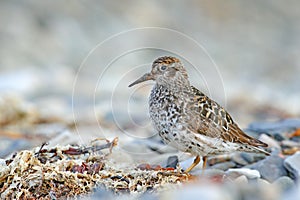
[156,79,192,96]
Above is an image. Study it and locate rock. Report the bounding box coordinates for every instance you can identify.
[273,133,285,142]
[139,192,159,200]
[89,187,115,199]
[240,152,265,164]
[143,139,178,154]
[246,154,287,182]
[284,152,300,180]
[166,155,178,168]
[226,168,260,179]
[161,183,234,200]
[272,176,295,193]
[210,161,236,171]
[234,175,248,184]
[257,178,270,187]
[231,153,249,166]
[192,169,225,177]
[282,184,300,200]
[0,139,32,158]
[281,140,300,148]
[248,119,300,136]
[258,134,281,149]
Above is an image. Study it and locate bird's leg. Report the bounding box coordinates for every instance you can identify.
[201,156,207,175]
[184,155,200,173]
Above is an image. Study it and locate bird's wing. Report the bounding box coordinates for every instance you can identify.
[187,86,267,147]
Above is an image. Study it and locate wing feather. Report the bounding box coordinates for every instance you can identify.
[187,86,267,148]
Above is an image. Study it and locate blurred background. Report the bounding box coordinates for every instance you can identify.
[0,0,299,156]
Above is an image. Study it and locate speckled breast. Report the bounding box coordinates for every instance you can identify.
[149,85,186,142]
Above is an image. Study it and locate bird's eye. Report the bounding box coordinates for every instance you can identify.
[160,65,167,71]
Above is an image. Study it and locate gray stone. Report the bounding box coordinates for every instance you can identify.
[166,155,178,168]
[272,176,295,193]
[284,152,300,180]
[248,119,300,136]
[231,153,249,166]
[281,140,300,148]
[256,178,270,187]
[162,182,234,200]
[226,168,261,179]
[191,168,225,177]
[283,184,300,200]
[234,175,248,184]
[258,134,281,149]
[240,152,266,164]
[87,187,115,200]
[210,161,236,171]
[246,154,288,182]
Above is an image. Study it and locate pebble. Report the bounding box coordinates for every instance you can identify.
[0,159,6,166]
[240,153,255,163]
[284,152,300,180]
[272,176,295,193]
[234,175,248,184]
[89,187,114,199]
[0,139,32,158]
[256,178,270,187]
[166,155,178,168]
[231,153,249,166]
[258,134,281,149]
[281,140,300,148]
[246,154,287,182]
[210,161,236,171]
[240,152,265,164]
[226,168,261,179]
[248,119,300,135]
[161,183,233,200]
[194,169,225,177]
[273,133,285,142]
[143,139,178,154]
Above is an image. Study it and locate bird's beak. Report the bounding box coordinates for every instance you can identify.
[128,72,154,87]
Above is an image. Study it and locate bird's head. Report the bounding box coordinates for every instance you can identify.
[129,56,189,89]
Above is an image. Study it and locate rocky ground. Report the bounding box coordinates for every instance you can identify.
[0,97,300,199]
[1,1,300,199]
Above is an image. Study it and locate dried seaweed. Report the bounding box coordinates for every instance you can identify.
[0,137,188,199]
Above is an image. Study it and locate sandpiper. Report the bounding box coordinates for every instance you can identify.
[129,56,269,173]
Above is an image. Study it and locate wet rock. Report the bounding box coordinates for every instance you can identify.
[226,168,260,179]
[246,154,287,182]
[166,155,178,168]
[284,152,300,180]
[272,176,295,193]
[210,161,236,171]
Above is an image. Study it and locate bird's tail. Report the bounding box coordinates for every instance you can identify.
[252,146,271,156]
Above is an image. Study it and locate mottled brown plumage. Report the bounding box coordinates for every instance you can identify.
[129,56,269,173]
